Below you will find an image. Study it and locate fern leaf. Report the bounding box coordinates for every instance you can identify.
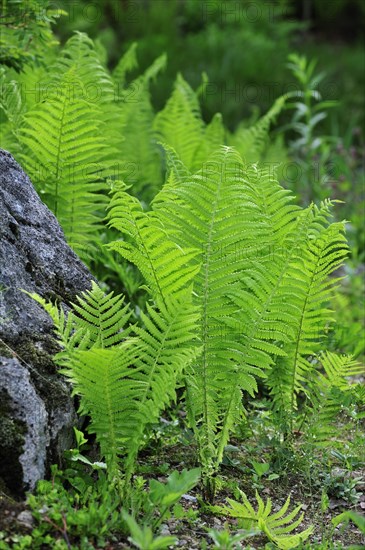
[17,68,108,260]
[60,294,200,478]
[115,55,166,199]
[213,491,313,549]
[307,351,363,446]
[70,281,133,348]
[267,204,349,430]
[152,146,293,483]
[154,74,205,171]
[50,32,123,159]
[107,185,200,300]
[33,283,200,480]
[112,42,138,87]
[229,95,287,163]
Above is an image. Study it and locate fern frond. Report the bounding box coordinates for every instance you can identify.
[152,146,292,482]
[107,185,200,300]
[267,204,349,430]
[153,74,205,171]
[70,281,133,348]
[194,112,226,168]
[213,491,313,549]
[50,32,123,158]
[58,293,200,479]
[229,95,286,163]
[160,143,191,185]
[306,351,363,446]
[112,42,138,87]
[32,283,200,480]
[115,55,166,199]
[17,68,108,259]
[319,351,364,391]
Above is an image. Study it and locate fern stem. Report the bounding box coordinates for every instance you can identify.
[54,94,67,218]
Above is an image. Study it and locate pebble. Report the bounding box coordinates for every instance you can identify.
[16,510,34,530]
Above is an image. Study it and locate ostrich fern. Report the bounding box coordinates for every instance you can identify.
[31,283,200,490]
[5,33,353,501]
[106,144,348,497]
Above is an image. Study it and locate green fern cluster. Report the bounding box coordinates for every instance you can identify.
[106,144,353,496]
[4,32,361,505]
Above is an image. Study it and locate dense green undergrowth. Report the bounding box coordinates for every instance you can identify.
[0,2,364,549]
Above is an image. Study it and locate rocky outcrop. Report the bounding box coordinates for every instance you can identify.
[0,149,94,496]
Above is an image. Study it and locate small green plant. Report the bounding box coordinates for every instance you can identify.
[122,514,176,550]
[332,510,365,534]
[20,465,123,549]
[207,522,258,549]
[323,471,363,506]
[0,465,200,549]
[212,491,313,549]
[284,53,338,203]
[64,427,107,471]
[137,469,201,531]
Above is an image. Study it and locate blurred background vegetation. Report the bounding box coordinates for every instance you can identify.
[48,0,365,132]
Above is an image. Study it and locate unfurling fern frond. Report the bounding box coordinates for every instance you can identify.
[212,491,313,549]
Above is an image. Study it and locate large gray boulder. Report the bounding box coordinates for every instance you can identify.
[0,149,93,496]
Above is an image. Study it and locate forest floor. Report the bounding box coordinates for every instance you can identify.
[1,424,364,549]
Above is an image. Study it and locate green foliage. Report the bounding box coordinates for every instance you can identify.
[12,466,122,549]
[149,146,348,494]
[282,53,339,204]
[116,52,166,201]
[154,73,225,172]
[267,204,349,433]
[229,94,287,163]
[31,281,200,486]
[126,468,201,532]
[122,515,176,550]
[212,491,313,549]
[207,523,258,549]
[2,17,363,549]
[0,464,200,549]
[107,183,200,299]
[311,352,364,424]
[0,0,65,72]
[332,510,365,533]
[30,112,351,500]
